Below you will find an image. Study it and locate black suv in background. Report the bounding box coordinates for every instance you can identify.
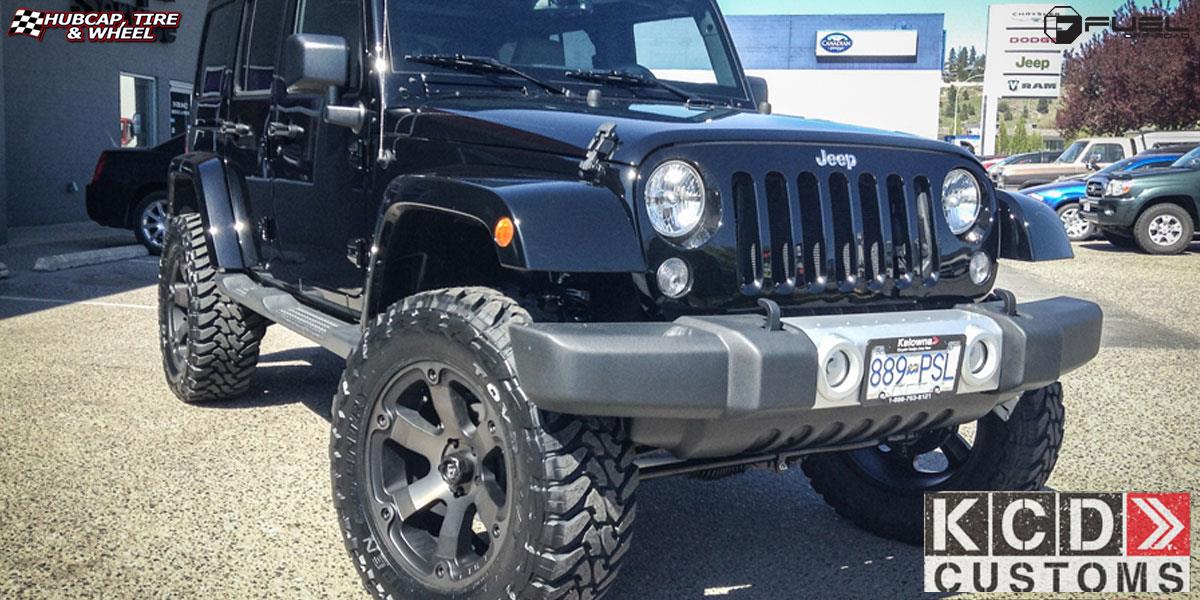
[86,134,185,253]
[157,0,1102,597]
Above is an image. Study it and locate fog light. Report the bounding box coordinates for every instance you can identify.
[656,258,692,299]
[969,252,991,285]
[825,350,851,388]
[967,340,989,374]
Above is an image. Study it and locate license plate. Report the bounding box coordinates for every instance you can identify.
[1081,201,1095,213]
[864,335,964,403]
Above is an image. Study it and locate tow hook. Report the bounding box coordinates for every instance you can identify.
[758,298,783,331]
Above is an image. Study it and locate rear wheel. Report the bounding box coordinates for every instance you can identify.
[1133,204,1193,255]
[158,213,267,402]
[133,191,169,254]
[1056,203,1096,242]
[803,384,1064,544]
[332,288,637,600]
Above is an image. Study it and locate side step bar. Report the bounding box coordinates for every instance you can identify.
[217,273,361,358]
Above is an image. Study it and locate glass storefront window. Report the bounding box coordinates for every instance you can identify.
[119,73,157,147]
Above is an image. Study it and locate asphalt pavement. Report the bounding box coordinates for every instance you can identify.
[1,226,1197,599]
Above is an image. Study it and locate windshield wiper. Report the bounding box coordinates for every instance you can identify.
[565,69,712,106]
[405,54,565,96]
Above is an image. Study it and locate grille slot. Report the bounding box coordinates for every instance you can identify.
[796,172,826,289]
[732,173,763,288]
[733,169,943,296]
[1086,181,1104,197]
[764,172,795,291]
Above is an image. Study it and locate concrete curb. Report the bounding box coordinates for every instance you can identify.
[33,245,148,272]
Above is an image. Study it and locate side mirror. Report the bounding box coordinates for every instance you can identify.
[747,76,771,114]
[1086,153,1102,170]
[279,33,349,96]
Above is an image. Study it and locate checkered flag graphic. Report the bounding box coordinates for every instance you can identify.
[9,8,45,39]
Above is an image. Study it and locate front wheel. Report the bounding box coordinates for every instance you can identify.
[802,384,1064,544]
[331,288,637,600]
[1133,204,1194,255]
[1056,203,1096,242]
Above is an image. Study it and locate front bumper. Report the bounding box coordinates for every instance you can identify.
[510,297,1102,458]
[1080,196,1138,227]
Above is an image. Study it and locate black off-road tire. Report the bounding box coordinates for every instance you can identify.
[158,213,267,403]
[1133,203,1194,255]
[331,287,637,600]
[802,383,1065,545]
[1101,229,1137,249]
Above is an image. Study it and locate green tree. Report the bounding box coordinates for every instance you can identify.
[945,48,958,81]
[997,122,1010,154]
[955,47,969,81]
[1036,98,1050,114]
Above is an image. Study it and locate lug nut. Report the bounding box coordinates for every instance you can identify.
[426,368,439,383]
[492,525,501,538]
[487,420,496,433]
[435,565,446,578]
[376,414,389,428]
[380,507,392,520]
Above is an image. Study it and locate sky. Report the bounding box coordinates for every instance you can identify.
[716,0,1128,52]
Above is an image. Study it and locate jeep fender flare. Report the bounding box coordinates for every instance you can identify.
[364,174,647,318]
[995,189,1074,261]
[167,152,259,270]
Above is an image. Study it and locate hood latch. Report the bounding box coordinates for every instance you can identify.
[579,122,619,182]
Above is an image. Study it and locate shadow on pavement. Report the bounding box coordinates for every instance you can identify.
[0,222,156,320]
[211,347,344,421]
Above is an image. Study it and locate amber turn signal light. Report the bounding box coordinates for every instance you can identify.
[493,217,515,248]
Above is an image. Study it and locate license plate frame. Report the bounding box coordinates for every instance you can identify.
[862,335,965,404]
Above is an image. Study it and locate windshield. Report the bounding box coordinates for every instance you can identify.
[1057,141,1087,163]
[1172,147,1200,169]
[388,0,745,102]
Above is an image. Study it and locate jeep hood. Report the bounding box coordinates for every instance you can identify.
[398,97,974,165]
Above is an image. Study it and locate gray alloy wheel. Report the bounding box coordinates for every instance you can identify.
[135,192,170,254]
[1056,203,1095,242]
[1133,203,1194,255]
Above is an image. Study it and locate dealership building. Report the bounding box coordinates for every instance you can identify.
[0,7,943,245]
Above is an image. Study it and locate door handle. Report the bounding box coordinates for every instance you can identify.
[267,121,305,140]
[219,121,252,138]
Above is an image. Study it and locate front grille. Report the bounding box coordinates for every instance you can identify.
[1086,181,1104,198]
[733,170,940,295]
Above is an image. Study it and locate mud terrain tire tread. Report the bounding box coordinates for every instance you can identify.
[331,287,637,600]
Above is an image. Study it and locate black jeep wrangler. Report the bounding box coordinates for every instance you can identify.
[160,0,1103,597]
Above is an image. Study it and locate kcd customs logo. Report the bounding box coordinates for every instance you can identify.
[924,491,1190,593]
[819,32,853,53]
[8,6,179,42]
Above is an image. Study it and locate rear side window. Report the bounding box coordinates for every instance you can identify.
[296,0,363,87]
[1135,158,1173,170]
[1092,143,1125,163]
[196,0,242,96]
[239,0,287,93]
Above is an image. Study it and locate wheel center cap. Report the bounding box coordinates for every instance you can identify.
[439,454,472,485]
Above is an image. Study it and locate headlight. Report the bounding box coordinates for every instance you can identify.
[645,161,706,239]
[1106,180,1133,197]
[942,169,982,235]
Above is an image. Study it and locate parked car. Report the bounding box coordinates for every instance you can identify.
[1023,146,1191,241]
[979,154,1013,170]
[1082,145,1200,254]
[85,134,185,253]
[993,132,1200,190]
[156,0,1102,598]
[985,150,1059,177]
